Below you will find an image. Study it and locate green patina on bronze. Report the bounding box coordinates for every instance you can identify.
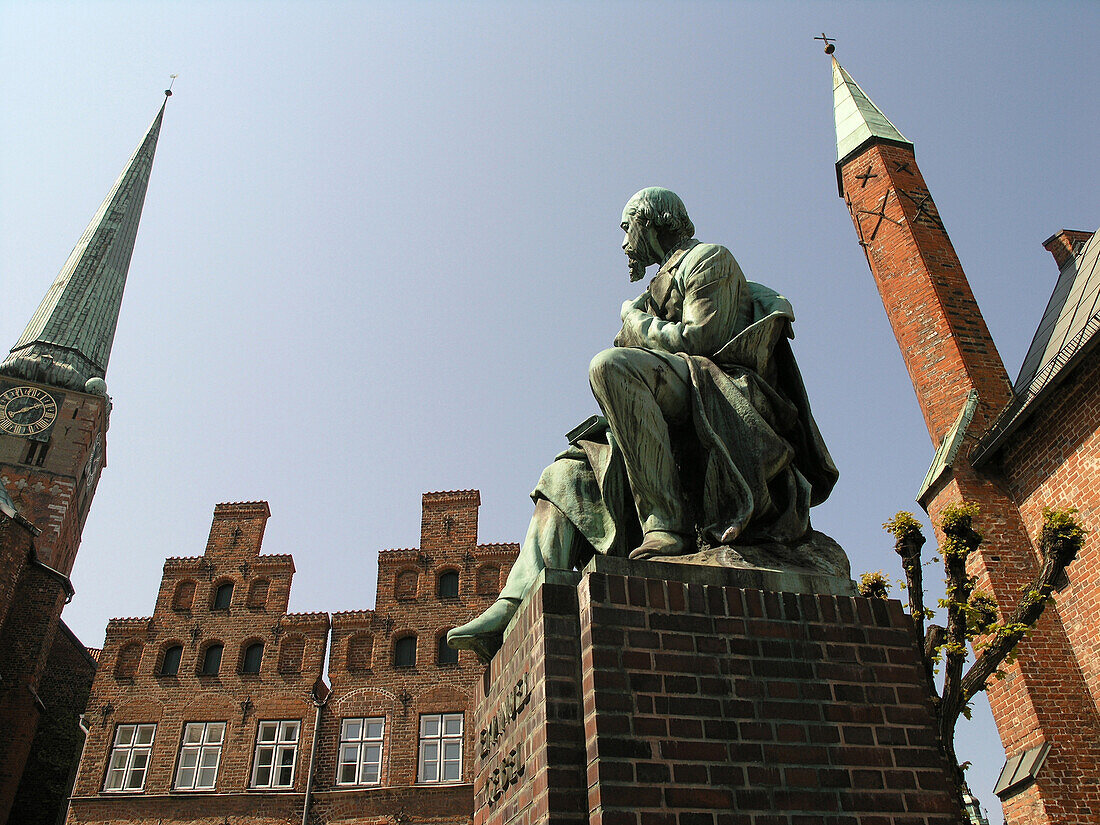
[449,188,844,661]
[0,101,166,395]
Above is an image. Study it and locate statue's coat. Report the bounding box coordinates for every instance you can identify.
[533,240,838,558]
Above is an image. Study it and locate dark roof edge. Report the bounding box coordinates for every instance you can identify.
[29,552,76,600]
[56,620,100,669]
[836,136,915,197]
[973,313,1100,466]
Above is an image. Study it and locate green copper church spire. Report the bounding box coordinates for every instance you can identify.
[832,55,911,172]
[0,97,167,395]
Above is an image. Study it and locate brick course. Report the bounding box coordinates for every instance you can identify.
[476,560,965,825]
[839,128,1100,823]
[69,491,514,825]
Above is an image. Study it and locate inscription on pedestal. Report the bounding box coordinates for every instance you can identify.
[478,672,532,808]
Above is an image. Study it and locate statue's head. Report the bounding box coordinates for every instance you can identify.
[621,187,695,281]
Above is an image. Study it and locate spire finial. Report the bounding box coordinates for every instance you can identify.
[165,73,178,98]
[814,32,836,55]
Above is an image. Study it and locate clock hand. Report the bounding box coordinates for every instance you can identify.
[10,400,43,415]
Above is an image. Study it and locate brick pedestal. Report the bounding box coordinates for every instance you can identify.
[474,557,966,825]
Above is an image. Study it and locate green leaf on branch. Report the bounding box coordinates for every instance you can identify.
[858,571,891,600]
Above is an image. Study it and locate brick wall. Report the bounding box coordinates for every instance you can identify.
[839,143,1014,444]
[8,620,98,825]
[1001,346,1100,710]
[839,134,1100,823]
[477,559,965,825]
[69,491,515,825]
[0,381,108,576]
[0,540,71,822]
[69,501,330,824]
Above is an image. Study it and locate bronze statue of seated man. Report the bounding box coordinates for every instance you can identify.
[448,187,839,661]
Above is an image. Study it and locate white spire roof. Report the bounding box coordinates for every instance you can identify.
[832,57,911,164]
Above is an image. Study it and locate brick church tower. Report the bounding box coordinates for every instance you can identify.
[0,98,167,822]
[832,55,1100,823]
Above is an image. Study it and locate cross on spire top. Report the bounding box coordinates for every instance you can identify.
[814,32,836,54]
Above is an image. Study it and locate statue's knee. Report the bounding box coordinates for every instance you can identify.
[589,348,628,390]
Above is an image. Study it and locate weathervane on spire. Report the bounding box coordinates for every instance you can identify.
[814,33,836,54]
[165,73,178,98]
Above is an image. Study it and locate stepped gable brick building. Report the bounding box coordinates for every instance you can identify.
[68,491,516,825]
[68,501,331,825]
[833,54,1100,824]
[314,489,517,824]
[0,97,167,823]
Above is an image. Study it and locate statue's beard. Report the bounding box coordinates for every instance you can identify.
[628,256,647,282]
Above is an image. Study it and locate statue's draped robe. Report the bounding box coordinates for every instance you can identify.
[534,240,838,559]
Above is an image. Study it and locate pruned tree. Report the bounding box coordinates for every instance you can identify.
[861,503,1085,782]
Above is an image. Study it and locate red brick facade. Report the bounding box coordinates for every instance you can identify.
[67,491,515,825]
[839,115,1100,821]
[476,560,965,825]
[0,380,109,578]
[7,620,98,825]
[0,379,110,821]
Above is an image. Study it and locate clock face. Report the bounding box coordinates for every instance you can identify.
[0,386,58,437]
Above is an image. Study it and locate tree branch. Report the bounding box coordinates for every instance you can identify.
[958,508,1084,706]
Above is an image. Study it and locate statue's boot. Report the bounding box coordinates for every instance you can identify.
[629,530,694,560]
[447,598,520,662]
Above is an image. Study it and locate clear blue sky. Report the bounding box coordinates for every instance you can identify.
[2,2,1097,820]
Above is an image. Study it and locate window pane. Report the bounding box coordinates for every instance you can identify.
[280,722,299,742]
[200,748,219,768]
[259,723,278,743]
[365,720,384,739]
[257,747,274,768]
[395,636,416,667]
[213,582,233,609]
[363,744,382,782]
[176,764,196,788]
[277,763,294,786]
[207,723,225,744]
[342,719,361,740]
[437,635,459,665]
[197,766,217,788]
[339,762,356,784]
[184,724,203,744]
[243,642,263,673]
[443,760,461,781]
[439,571,459,598]
[136,724,156,745]
[180,749,198,769]
[161,645,182,676]
[202,644,222,674]
[443,740,462,761]
[116,725,135,746]
[443,715,463,736]
[420,715,439,737]
[255,764,271,786]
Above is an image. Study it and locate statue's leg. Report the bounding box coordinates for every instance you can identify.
[500,497,579,600]
[588,347,694,556]
[447,498,578,661]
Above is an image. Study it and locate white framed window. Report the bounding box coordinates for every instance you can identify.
[174,721,225,790]
[250,720,300,789]
[417,713,463,783]
[103,723,156,791]
[337,717,385,785]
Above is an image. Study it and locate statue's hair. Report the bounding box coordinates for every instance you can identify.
[624,187,695,240]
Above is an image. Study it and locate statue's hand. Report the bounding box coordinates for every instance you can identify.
[621,292,649,321]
